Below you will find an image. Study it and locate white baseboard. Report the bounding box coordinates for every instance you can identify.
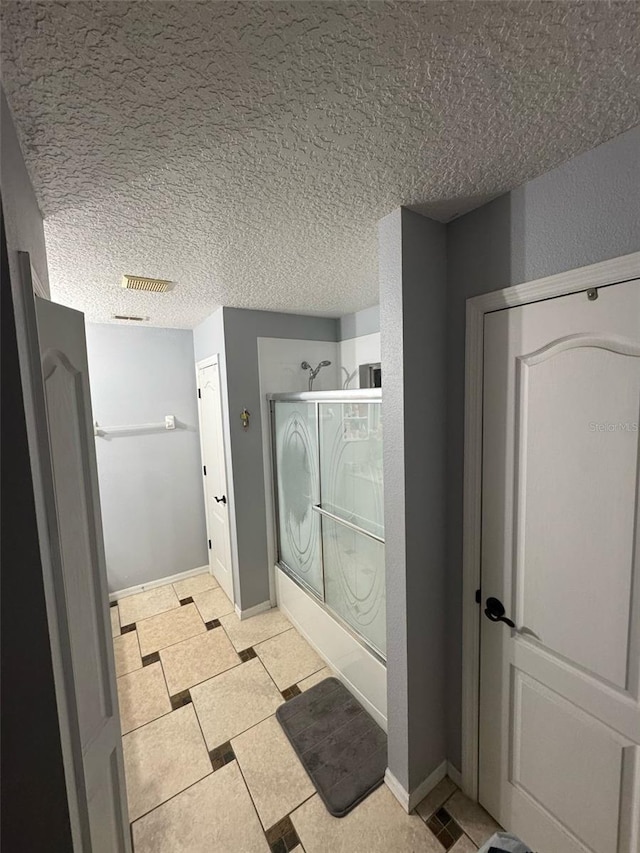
[384,768,410,812]
[447,761,462,789]
[109,565,210,602]
[385,759,448,814]
[235,599,272,621]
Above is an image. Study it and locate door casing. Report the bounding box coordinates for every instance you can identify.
[461,250,640,800]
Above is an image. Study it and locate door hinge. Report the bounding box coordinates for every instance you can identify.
[208,539,211,550]
[198,388,201,398]
[475,588,481,604]
[203,465,207,476]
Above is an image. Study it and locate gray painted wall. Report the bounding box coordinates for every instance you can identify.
[86,323,208,592]
[380,208,448,794]
[338,304,380,340]
[445,124,640,769]
[195,307,338,610]
[1,87,72,849]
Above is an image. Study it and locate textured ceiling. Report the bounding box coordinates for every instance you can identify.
[1,1,638,328]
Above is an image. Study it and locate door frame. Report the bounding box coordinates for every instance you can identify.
[195,354,238,604]
[461,250,640,800]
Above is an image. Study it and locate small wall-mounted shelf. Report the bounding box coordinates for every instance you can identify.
[94,415,176,437]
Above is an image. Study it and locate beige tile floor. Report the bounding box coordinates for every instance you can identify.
[114,572,495,852]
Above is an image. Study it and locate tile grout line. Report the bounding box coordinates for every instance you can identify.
[117,618,212,660]
[118,584,224,630]
[230,738,275,845]
[254,645,288,696]
[190,681,216,764]
[188,589,234,625]
[261,788,317,851]
[228,739,309,852]
[128,767,215,829]
[120,706,173,739]
[232,622,300,655]
[117,591,182,626]
[252,628,327,694]
[155,643,174,708]
[126,692,215,827]
[228,709,283,751]
[165,655,242,698]
[117,657,171,732]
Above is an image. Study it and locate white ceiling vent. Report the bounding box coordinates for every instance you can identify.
[112,314,149,322]
[121,274,174,293]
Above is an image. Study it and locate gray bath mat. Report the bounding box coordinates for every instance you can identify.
[276,677,387,817]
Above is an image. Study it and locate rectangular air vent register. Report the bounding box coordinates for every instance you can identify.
[121,274,174,293]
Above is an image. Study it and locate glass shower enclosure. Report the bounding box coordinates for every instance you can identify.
[270,390,385,659]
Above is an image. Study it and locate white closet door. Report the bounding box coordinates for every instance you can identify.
[480,279,640,853]
[198,360,234,603]
[26,292,131,851]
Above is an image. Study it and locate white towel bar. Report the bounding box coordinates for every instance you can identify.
[94,415,176,436]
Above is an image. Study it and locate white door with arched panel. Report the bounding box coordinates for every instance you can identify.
[13,258,131,852]
[197,358,234,603]
[480,279,640,853]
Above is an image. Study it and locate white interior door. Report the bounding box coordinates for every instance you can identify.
[479,279,640,853]
[198,359,234,602]
[25,289,130,850]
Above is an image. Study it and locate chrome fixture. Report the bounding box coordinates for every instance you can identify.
[301,360,331,391]
[359,362,382,388]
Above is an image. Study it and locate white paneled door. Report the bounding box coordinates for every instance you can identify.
[197,359,234,603]
[479,279,640,852]
[22,280,130,851]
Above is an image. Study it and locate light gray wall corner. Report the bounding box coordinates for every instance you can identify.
[193,305,225,363]
[381,207,448,795]
[202,307,339,611]
[444,124,640,769]
[86,323,208,591]
[1,88,50,296]
[338,304,380,340]
[225,307,339,343]
[379,208,408,785]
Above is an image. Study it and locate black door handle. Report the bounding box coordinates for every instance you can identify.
[214,495,226,505]
[484,597,515,628]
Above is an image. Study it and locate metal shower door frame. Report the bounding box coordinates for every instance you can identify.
[268,389,386,662]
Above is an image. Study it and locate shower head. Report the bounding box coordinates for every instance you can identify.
[302,359,332,390]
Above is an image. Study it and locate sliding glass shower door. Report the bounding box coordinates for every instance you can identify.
[272,391,385,658]
[274,401,323,597]
[318,400,385,655]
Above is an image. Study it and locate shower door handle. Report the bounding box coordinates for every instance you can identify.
[214,495,226,505]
